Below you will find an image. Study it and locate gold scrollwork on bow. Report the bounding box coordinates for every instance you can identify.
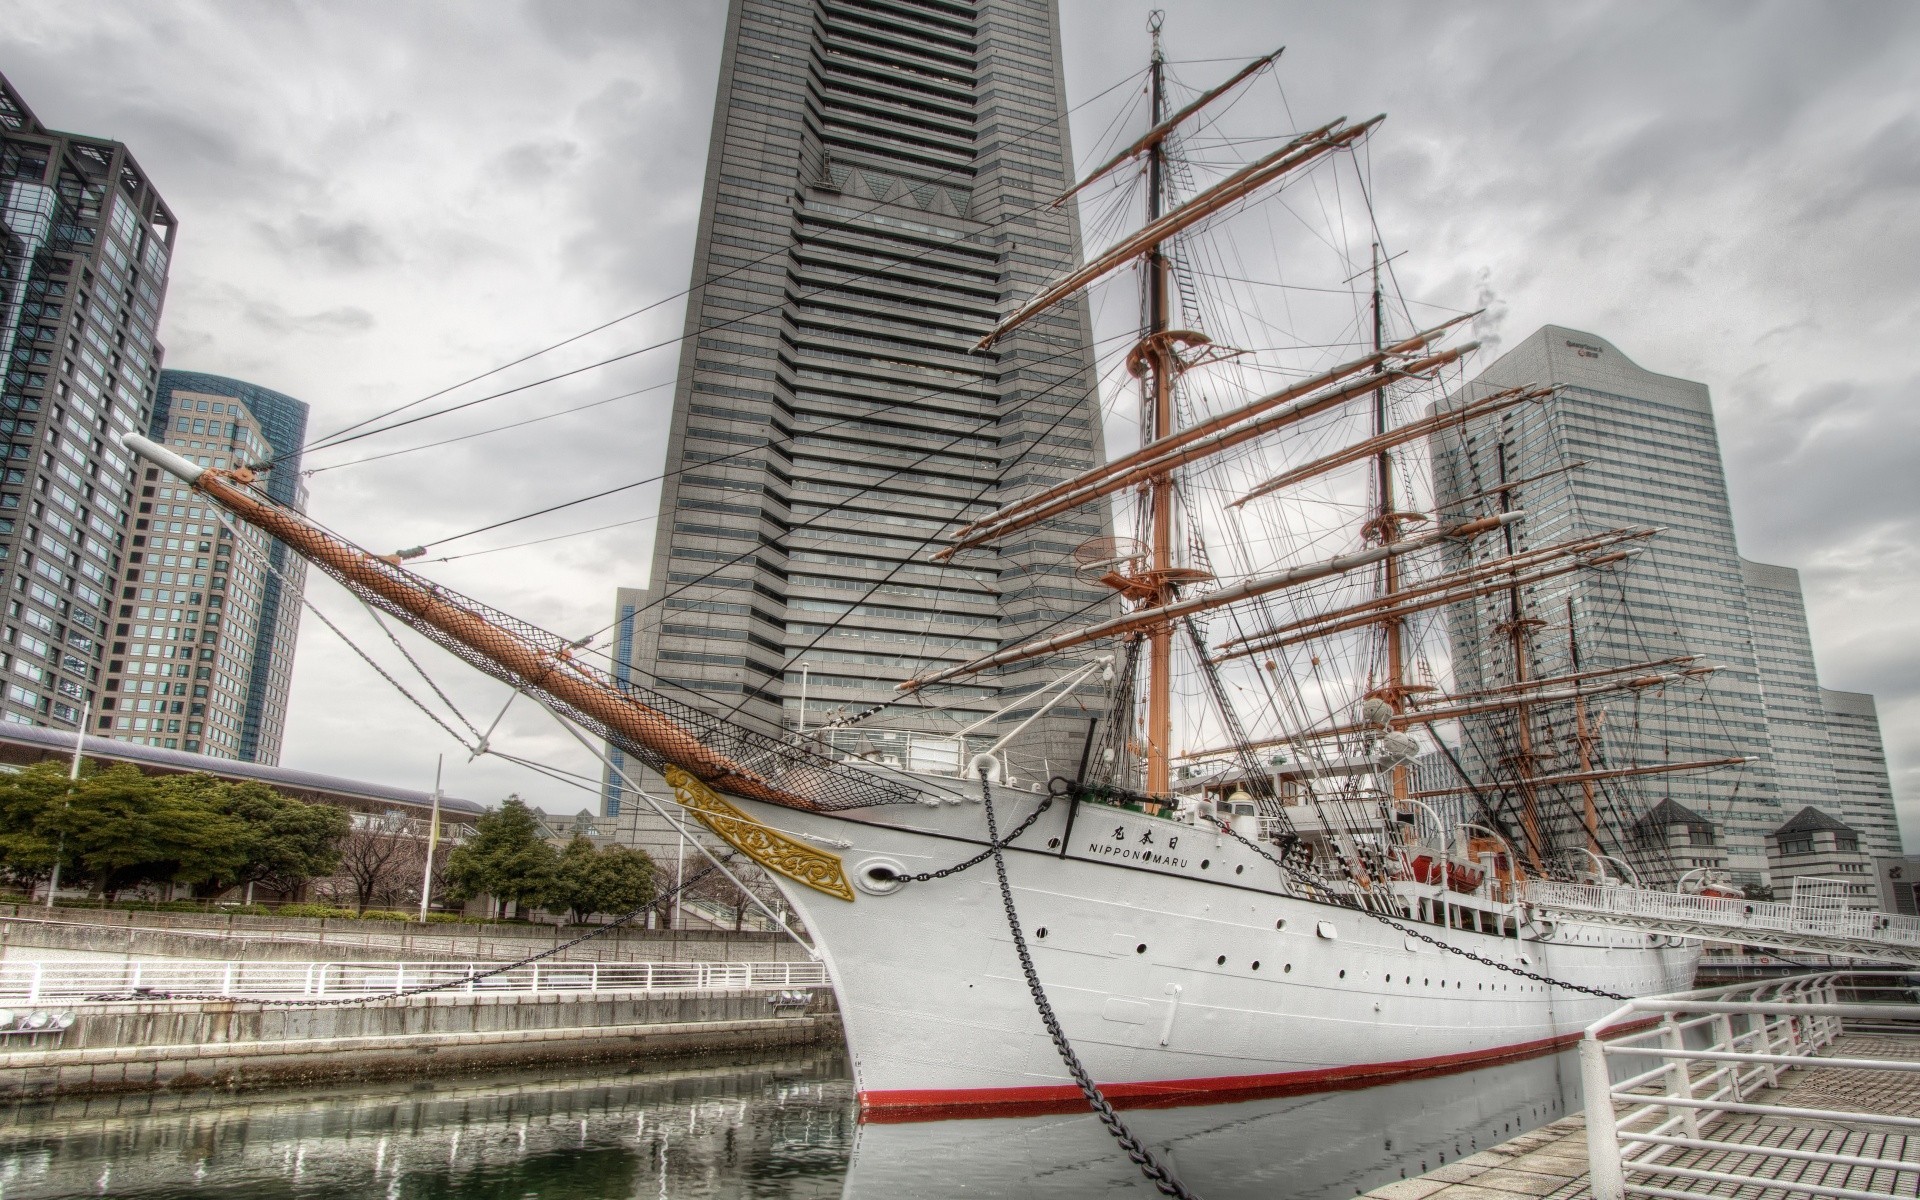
[664,766,855,902]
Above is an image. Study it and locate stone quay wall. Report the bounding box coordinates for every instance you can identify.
[0,989,840,1100]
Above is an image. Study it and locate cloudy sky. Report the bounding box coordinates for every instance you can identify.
[6,2,1916,843]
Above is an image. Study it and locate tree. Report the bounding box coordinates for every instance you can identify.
[547,837,654,924]
[56,764,250,899]
[443,796,556,917]
[0,761,79,891]
[165,775,349,899]
[331,823,425,913]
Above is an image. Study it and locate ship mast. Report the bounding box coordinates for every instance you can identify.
[1364,243,1416,805]
[1142,12,1176,796]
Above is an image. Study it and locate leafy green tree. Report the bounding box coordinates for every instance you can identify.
[166,775,350,898]
[0,761,81,890]
[547,837,654,924]
[55,764,250,899]
[443,796,556,917]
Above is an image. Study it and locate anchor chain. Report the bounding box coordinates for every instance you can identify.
[981,772,1200,1200]
[874,792,1053,883]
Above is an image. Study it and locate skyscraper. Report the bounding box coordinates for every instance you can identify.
[1820,688,1901,858]
[1432,326,1902,884]
[607,0,1111,822]
[105,372,308,762]
[151,370,309,763]
[0,72,174,732]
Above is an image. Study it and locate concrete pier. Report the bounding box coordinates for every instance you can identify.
[0,989,838,1100]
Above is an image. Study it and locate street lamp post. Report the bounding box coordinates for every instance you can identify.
[45,701,90,909]
[418,755,443,923]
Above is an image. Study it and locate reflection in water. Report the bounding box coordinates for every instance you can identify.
[0,1045,1583,1198]
[0,1049,854,1200]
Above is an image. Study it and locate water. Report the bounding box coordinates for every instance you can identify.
[0,1046,1583,1198]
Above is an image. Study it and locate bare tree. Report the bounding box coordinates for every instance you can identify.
[327,826,425,913]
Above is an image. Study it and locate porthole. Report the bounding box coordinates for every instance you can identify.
[1216,955,1227,965]
[1047,837,1060,849]
[1235,865,1245,875]
[1275,919,1287,931]
[1284,963,1292,973]
[1036,927,1048,939]
[1339,969,1346,979]
[1201,859,1210,869]
[1135,943,1147,954]
[1251,961,1261,971]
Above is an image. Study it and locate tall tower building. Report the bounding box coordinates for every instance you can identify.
[152,370,309,763]
[105,374,308,761]
[609,0,1111,824]
[1820,688,1902,858]
[0,72,174,732]
[1432,326,1901,885]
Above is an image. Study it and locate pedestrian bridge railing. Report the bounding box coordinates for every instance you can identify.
[1524,881,1920,965]
[1581,971,1920,1200]
[0,959,829,1004]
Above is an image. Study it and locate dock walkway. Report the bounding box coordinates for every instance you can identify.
[1365,1030,1919,1200]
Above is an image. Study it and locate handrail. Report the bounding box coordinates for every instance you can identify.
[1579,970,1920,1200]
[0,959,829,1004]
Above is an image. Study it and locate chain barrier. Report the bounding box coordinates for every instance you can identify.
[980,773,1200,1200]
[79,857,742,1006]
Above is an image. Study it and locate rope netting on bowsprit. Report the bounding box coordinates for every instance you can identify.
[310,547,925,813]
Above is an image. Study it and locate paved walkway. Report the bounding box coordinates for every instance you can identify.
[1362,1034,1920,1200]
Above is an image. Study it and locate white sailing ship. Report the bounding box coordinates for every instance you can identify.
[123,29,1744,1122]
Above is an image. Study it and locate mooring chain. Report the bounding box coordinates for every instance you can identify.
[874,793,1054,883]
[80,858,739,1007]
[1217,824,1631,1002]
[980,773,1200,1200]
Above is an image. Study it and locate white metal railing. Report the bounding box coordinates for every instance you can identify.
[1525,880,1920,953]
[1581,971,1920,1200]
[0,959,828,1004]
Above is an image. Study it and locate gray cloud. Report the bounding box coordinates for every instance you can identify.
[4,0,1915,843]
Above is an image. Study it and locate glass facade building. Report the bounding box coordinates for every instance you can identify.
[0,72,175,733]
[1432,326,1902,884]
[604,0,1112,834]
[150,370,309,763]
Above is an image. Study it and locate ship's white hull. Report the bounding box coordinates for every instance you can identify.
[729,775,1697,1119]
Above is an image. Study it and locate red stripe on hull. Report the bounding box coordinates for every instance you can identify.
[859,1018,1656,1123]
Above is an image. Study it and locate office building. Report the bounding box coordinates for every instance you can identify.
[1821,688,1901,857]
[1431,326,1901,887]
[1874,854,1920,916]
[605,0,1112,828]
[0,72,174,732]
[151,369,310,762]
[105,374,307,761]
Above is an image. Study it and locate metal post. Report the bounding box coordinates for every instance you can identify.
[1661,1014,1699,1139]
[45,702,90,909]
[1582,1033,1626,1200]
[796,663,810,735]
[418,755,443,923]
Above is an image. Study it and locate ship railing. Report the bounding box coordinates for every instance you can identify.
[1522,879,1920,951]
[1579,970,1920,1200]
[0,958,830,1004]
